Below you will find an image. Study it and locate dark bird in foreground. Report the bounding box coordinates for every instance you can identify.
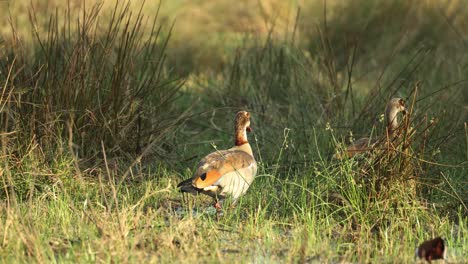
[415,237,445,263]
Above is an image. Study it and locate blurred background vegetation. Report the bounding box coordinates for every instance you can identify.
[0,0,467,262]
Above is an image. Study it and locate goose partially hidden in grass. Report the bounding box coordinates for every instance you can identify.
[335,98,407,159]
[177,111,257,209]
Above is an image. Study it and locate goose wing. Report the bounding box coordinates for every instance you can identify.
[192,150,255,189]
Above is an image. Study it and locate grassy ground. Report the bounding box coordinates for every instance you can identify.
[0,0,467,263]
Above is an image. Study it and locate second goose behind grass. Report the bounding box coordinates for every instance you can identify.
[335,97,407,159]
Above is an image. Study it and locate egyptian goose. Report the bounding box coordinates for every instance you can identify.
[415,237,445,263]
[336,97,407,159]
[177,111,257,208]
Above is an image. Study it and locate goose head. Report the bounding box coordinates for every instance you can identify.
[386,98,407,133]
[235,111,252,146]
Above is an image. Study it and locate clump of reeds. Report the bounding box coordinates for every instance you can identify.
[0,1,190,199]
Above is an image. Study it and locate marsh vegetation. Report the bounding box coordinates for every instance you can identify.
[0,0,467,262]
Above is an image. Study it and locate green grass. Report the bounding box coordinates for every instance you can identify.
[1,0,467,263]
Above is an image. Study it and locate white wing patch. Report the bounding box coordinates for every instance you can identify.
[203,186,220,192]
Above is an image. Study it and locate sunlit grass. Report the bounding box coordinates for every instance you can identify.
[0,0,467,263]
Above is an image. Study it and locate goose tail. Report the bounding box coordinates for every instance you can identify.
[177,178,198,195]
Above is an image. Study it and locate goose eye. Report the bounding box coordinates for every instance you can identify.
[200,173,207,181]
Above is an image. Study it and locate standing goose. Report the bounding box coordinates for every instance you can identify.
[177,111,257,208]
[336,98,407,159]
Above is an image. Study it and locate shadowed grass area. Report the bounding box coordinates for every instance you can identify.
[0,0,467,263]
